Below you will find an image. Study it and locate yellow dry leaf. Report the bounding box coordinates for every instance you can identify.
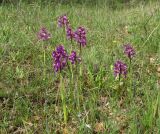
[157,80,160,86]
[63,127,68,134]
[157,66,160,73]
[33,116,41,121]
[149,57,156,64]
[94,122,105,133]
[124,26,129,35]
[157,66,160,78]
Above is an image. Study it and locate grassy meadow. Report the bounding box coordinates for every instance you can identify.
[0,1,160,133]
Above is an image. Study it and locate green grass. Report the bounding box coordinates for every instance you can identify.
[0,1,160,133]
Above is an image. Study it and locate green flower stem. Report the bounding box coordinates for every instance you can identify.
[43,44,46,79]
[60,74,67,124]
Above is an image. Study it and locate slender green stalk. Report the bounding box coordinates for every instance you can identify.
[43,44,46,80]
[70,64,75,108]
[44,49,46,66]
[71,39,73,51]
[79,44,82,56]
[128,60,136,97]
[43,50,49,133]
[60,75,67,124]
[75,75,80,111]
[77,64,83,111]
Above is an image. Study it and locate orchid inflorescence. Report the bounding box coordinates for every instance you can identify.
[69,51,81,64]
[58,15,69,28]
[114,60,127,79]
[52,45,68,72]
[52,45,81,72]
[66,27,75,41]
[124,44,135,61]
[38,27,51,41]
[74,27,87,47]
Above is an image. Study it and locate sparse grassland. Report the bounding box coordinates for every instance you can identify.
[0,1,160,133]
